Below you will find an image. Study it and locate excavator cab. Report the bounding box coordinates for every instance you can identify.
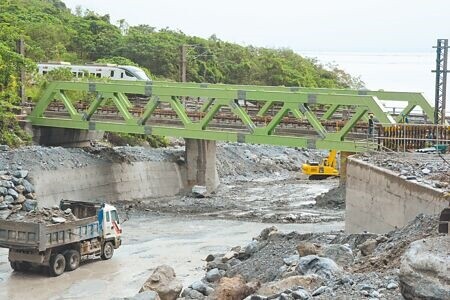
[302,150,340,180]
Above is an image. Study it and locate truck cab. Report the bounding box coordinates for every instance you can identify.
[99,203,122,248]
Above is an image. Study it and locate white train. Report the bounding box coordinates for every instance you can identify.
[37,62,151,81]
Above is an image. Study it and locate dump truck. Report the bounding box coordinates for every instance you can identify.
[0,200,122,276]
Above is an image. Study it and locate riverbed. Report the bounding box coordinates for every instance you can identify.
[0,214,343,300]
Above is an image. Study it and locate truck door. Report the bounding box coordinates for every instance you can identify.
[103,208,122,239]
[103,210,115,239]
[110,209,122,237]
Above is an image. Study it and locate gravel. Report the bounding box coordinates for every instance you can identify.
[216,144,323,182]
[357,152,450,192]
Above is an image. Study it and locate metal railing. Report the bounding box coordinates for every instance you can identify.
[363,123,450,153]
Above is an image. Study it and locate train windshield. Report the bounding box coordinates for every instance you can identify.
[121,66,151,81]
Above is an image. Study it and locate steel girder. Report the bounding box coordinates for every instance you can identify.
[28,81,398,152]
[144,81,435,123]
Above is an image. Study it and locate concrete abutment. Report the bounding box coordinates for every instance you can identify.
[345,157,449,234]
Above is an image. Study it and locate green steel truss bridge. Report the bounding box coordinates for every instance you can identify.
[28,80,435,152]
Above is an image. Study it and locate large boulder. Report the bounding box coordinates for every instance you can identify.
[23,199,38,212]
[140,265,183,300]
[22,179,35,193]
[191,185,208,198]
[358,239,377,256]
[206,268,223,282]
[212,275,259,300]
[129,291,161,300]
[190,281,214,296]
[319,244,354,267]
[399,236,450,300]
[295,255,341,280]
[257,275,322,296]
[296,242,320,257]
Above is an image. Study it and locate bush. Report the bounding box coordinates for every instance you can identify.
[105,132,168,148]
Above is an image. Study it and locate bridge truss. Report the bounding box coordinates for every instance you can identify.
[28,81,435,152]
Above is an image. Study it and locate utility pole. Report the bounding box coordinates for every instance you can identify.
[180,44,187,83]
[432,39,449,124]
[16,38,26,104]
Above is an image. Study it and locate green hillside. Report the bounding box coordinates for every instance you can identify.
[0,0,363,146]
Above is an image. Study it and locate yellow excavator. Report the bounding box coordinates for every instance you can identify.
[302,150,339,180]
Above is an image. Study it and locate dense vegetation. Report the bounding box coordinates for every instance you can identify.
[0,0,363,147]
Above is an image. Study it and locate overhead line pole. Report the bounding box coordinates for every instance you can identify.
[180,44,187,83]
[432,39,449,125]
[16,38,26,104]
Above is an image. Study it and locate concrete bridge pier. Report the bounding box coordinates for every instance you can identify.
[185,139,220,192]
[32,126,104,147]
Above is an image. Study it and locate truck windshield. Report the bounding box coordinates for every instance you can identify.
[111,210,120,223]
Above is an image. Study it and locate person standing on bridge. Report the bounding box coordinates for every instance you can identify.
[368,114,375,136]
[400,113,409,124]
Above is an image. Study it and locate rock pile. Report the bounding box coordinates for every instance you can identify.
[8,206,79,224]
[0,165,78,224]
[0,168,37,220]
[180,214,443,300]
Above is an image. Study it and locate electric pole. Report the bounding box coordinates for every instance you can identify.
[432,39,449,124]
[16,38,26,104]
[180,44,187,83]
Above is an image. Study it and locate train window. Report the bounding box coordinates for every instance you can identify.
[96,73,101,78]
[125,70,134,78]
[121,72,124,79]
[110,71,115,77]
[72,72,77,76]
[78,72,84,77]
[90,73,95,77]
[42,71,47,75]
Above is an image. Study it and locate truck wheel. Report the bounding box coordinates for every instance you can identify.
[10,261,20,271]
[101,241,114,260]
[19,262,31,271]
[10,261,30,272]
[64,250,80,271]
[49,254,66,277]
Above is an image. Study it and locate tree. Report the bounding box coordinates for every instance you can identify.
[0,43,33,146]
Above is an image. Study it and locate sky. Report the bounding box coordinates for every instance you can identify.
[63,0,450,53]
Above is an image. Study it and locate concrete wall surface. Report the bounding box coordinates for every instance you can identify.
[33,161,187,207]
[33,126,104,147]
[346,157,449,234]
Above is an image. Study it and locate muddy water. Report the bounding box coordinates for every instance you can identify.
[0,214,343,300]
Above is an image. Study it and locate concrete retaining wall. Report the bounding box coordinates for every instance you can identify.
[345,157,449,234]
[32,161,188,207]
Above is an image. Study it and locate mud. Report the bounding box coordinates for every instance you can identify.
[127,177,343,224]
[0,213,343,300]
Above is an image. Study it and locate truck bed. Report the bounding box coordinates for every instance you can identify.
[0,217,100,251]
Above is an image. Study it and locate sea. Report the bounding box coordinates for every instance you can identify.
[299,51,449,115]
